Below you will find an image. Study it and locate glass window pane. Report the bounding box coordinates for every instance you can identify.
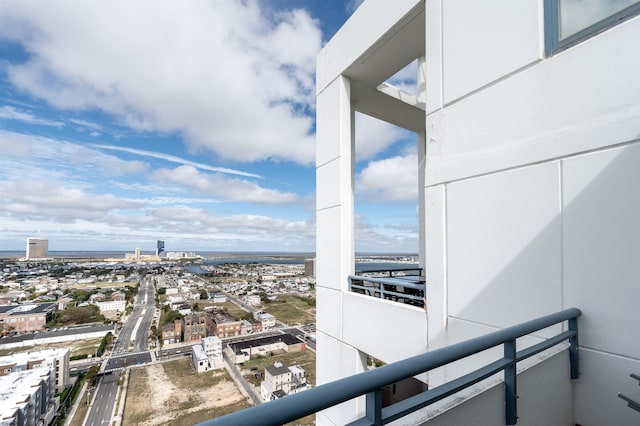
[559,0,640,39]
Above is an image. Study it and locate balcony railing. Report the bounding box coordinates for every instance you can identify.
[196,307,581,426]
[349,267,425,308]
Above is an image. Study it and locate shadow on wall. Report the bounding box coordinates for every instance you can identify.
[433,142,640,425]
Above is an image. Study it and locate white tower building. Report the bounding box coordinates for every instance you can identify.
[316,1,640,425]
[26,238,48,260]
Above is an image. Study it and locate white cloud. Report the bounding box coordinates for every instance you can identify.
[0,130,148,179]
[356,154,418,201]
[0,180,139,222]
[354,214,417,253]
[92,144,261,178]
[385,60,418,96]
[0,0,321,164]
[0,105,64,127]
[150,165,298,204]
[355,113,409,161]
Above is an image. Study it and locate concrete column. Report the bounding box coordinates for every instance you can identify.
[316,75,364,425]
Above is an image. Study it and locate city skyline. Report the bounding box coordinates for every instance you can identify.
[0,0,419,253]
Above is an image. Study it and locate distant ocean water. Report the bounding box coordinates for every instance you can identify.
[0,250,129,259]
[0,250,418,271]
[0,250,314,259]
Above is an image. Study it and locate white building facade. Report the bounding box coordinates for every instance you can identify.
[316,1,640,425]
[94,300,126,319]
[202,336,223,370]
[25,238,48,260]
[260,364,309,402]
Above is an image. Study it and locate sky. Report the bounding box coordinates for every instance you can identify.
[0,0,419,254]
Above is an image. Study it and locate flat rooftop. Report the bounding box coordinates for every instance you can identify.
[229,333,300,352]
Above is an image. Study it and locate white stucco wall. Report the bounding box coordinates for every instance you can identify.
[425,7,640,424]
[318,1,640,425]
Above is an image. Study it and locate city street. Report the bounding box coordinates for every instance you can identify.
[85,277,155,426]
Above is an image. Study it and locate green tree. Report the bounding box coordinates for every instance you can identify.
[96,332,113,357]
[162,310,182,325]
[58,305,104,325]
[199,289,209,300]
[259,292,271,304]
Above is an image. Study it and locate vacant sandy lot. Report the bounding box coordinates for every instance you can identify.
[123,358,250,425]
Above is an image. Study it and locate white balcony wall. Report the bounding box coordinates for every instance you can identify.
[426,7,640,425]
[446,163,562,338]
[342,292,427,365]
[441,0,542,104]
[562,144,640,425]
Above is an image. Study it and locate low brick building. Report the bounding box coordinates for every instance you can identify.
[0,303,55,334]
[227,333,305,364]
[208,310,241,338]
[162,318,183,345]
[184,313,207,341]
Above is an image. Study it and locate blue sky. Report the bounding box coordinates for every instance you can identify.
[0,0,418,253]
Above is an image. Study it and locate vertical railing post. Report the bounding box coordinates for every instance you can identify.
[569,316,580,379]
[504,339,517,425]
[365,389,383,426]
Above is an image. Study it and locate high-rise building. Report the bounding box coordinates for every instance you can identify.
[157,240,165,257]
[25,238,48,260]
[134,247,140,260]
[303,258,316,277]
[313,1,640,425]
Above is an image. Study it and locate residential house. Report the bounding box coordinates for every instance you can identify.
[192,345,209,373]
[211,293,227,303]
[254,311,276,331]
[111,291,126,301]
[244,294,261,306]
[54,297,73,311]
[260,363,309,402]
[162,319,183,345]
[202,336,223,369]
[89,293,105,303]
[240,320,252,335]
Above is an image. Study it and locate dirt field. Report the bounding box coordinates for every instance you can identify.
[123,358,250,425]
[0,337,102,357]
[262,295,316,325]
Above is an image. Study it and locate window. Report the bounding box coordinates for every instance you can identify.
[545,0,640,54]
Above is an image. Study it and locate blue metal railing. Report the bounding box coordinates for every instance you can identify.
[618,373,640,413]
[349,268,426,307]
[196,307,581,426]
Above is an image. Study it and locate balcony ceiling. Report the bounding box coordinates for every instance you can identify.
[345,4,425,133]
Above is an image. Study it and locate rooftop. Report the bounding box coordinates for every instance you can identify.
[228,333,301,352]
